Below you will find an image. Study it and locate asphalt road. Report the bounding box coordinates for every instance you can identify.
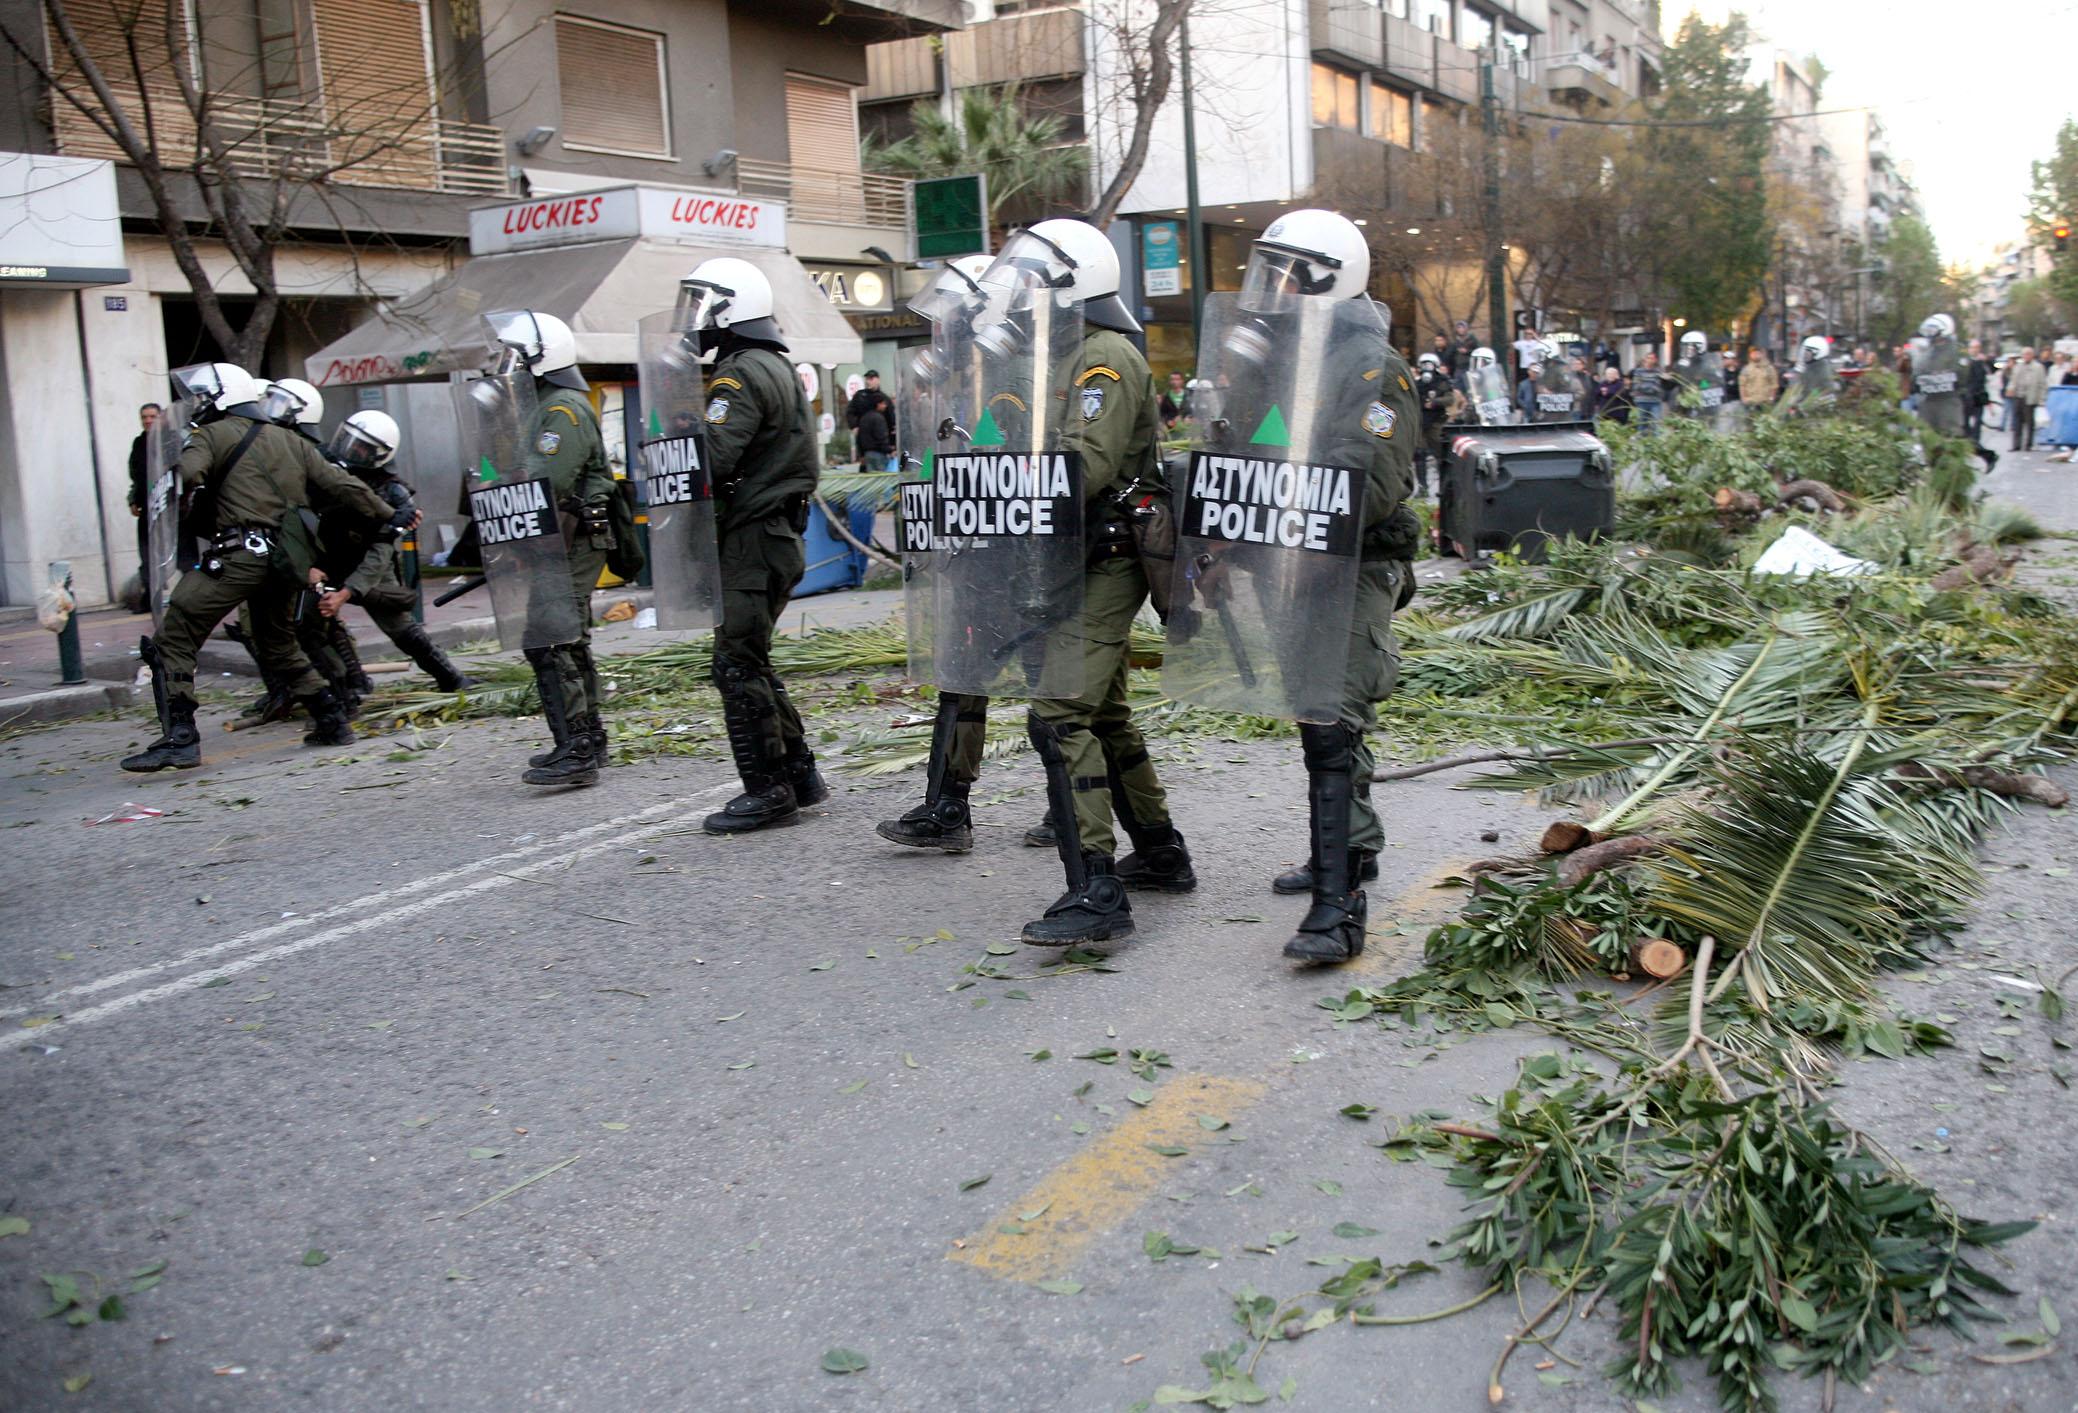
[2,439,2075,1413]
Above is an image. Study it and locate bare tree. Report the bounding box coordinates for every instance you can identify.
[1084,0,1191,227]
[1,0,509,369]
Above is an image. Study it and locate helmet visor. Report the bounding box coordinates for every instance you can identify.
[673,281,731,334]
[907,263,989,325]
[171,363,224,405]
[483,310,546,364]
[1238,246,1339,315]
[259,384,306,426]
[977,231,1076,314]
[324,422,392,470]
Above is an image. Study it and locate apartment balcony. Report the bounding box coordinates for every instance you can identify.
[1542,51,1627,108]
[1309,125,1426,217]
[50,88,511,197]
[1311,0,1383,69]
[738,157,912,234]
[866,6,1083,104]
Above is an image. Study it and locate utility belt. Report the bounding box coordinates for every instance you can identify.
[1093,471,1178,618]
[200,524,276,578]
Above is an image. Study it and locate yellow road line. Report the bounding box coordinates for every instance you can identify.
[949,1073,1266,1283]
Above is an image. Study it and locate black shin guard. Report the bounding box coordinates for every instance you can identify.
[1026,711,1087,891]
[1285,722,1366,964]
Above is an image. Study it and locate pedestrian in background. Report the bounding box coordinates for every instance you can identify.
[1739,345,1780,405]
[125,401,163,602]
[854,396,893,472]
[1593,365,1631,425]
[2007,348,2046,452]
[1963,339,1994,440]
[1449,319,1479,374]
[1721,349,1745,403]
[1631,350,1664,433]
[1158,370,1192,429]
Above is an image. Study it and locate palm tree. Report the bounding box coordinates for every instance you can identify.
[864,82,1088,227]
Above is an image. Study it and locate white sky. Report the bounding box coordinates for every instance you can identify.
[1679,0,2077,265]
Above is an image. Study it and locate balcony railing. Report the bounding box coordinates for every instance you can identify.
[737,157,912,231]
[51,86,511,197]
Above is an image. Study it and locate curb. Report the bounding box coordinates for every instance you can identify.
[0,680,136,728]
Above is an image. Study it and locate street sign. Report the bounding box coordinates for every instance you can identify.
[914,174,989,260]
[1142,219,1182,298]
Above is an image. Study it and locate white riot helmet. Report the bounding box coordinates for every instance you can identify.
[1679,329,1708,356]
[484,309,585,392]
[1919,312,1955,341]
[1240,208,1371,316]
[1799,335,1831,367]
[171,362,263,421]
[679,256,783,354]
[979,217,1138,335]
[325,409,399,471]
[261,377,323,430]
[1469,346,1497,371]
[908,253,995,326]
[1417,352,1442,371]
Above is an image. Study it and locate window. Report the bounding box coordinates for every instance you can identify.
[1412,0,1451,36]
[785,73,861,173]
[1311,62,1359,131]
[1370,81,1413,147]
[555,15,670,157]
[1460,7,1495,53]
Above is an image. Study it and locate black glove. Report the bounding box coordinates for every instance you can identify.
[581,499,613,542]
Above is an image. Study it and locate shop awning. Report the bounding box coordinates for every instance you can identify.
[305,238,862,386]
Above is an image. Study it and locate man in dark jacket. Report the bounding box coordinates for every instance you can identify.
[854,399,893,472]
[125,402,162,602]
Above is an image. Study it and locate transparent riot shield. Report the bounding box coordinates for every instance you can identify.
[143,401,190,630]
[927,297,1085,699]
[895,332,953,682]
[634,311,722,632]
[452,369,584,652]
[1468,365,1516,426]
[1912,342,1963,434]
[1532,365,1583,423]
[1163,294,1375,723]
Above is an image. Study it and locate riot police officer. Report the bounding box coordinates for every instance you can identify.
[312,411,478,694]
[975,218,1194,944]
[1531,340,1587,422]
[673,259,827,833]
[1912,313,1965,436]
[1668,330,1724,418]
[1463,346,1515,426]
[1414,351,1452,496]
[1778,335,1838,415]
[122,363,395,772]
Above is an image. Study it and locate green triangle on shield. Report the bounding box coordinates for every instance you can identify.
[920,450,935,480]
[478,455,498,483]
[971,406,1004,447]
[647,407,663,437]
[1249,405,1290,446]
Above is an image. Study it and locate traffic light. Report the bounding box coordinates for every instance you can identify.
[2056,221,2072,253]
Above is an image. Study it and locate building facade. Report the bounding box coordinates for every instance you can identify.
[0,0,955,607]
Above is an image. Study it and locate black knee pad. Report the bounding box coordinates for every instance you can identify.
[712,651,757,694]
[1299,721,1355,773]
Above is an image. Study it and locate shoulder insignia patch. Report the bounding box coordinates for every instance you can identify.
[705,397,731,425]
[1361,367,1382,382]
[1081,382,1107,421]
[1362,402,1396,439]
[988,392,1028,413]
[1075,365,1122,385]
[1397,374,1411,391]
[535,430,562,455]
[709,376,744,393]
[548,404,581,425]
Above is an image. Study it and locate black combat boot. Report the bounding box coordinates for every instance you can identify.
[703,654,797,833]
[327,618,373,697]
[1272,850,1378,895]
[1283,723,1368,965]
[878,783,973,851]
[1023,853,1134,946]
[1023,807,1057,848]
[299,686,357,747]
[520,652,597,787]
[785,741,829,808]
[237,660,297,724]
[395,621,478,692]
[525,650,598,769]
[121,698,201,772]
[1116,823,1198,893]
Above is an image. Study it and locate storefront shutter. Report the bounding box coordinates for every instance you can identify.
[555,17,669,156]
[313,0,435,186]
[785,74,860,174]
[45,0,196,162]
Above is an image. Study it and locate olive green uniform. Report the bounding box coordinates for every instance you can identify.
[1029,327,1172,857]
[153,416,392,711]
[520,386,616,722]
[1329,343,1421,855]
[1913,340,1964,437]
[703,343,819,778]
[1778,361,1838,416]
[1669,355,1724,418]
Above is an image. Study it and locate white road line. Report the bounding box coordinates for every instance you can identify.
[17,799,733,1042]
[0,791,723,1021]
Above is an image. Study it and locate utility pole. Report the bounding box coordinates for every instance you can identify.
[1480,51,1507,357]
[1180,10,1207,354]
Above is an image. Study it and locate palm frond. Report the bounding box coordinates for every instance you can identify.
[817,471,900,513]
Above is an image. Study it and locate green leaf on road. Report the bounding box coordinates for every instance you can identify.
[467,1147,505,1160]
[1314,1179,1343,1197]
[1279,1376,1298,1402]
[38,1274,80,1318]
[1028,1049,1053,1061]
[1778,1294,1818,1332]
[2042,1298,2061,1337]
[715,1011,745,1022]
[838,1079,868,1095]
[1069,1121,1091,1135]
[1196,1116,1229,1131]
[903,1053,919,1069]
[1075,1048,1119,1064]
[62,1373,91,1394]
[727,1060,756,1070]
[96,1295,124,1321]
[1020,1202,1053,1221]
[808,959,836,972]
[1331,1221,1379,1240]
[1339,1103,1376,1120]
[1128,1087,1156,1106]
[1036,1279,1083,1295]
[1267,1230,1299,1247]
[199,976,232,988]
[820,1348,869,1375]
[1148,1144,1188,1157]
[301,1249,329,1267]
[0,1216,28,1238]
[601,1122,630,1132]
[959,1174,992,1192]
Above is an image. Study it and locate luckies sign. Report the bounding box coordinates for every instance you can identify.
[468,184,787,256]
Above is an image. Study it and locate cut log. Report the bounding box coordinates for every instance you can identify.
[1773,478,1845,513]
[1557,834,1666,887]
[1539,820,1598,854]
[1894,761,2069,808]
[1930,546,2019,592]
[1630,938,1686,980]
[1712,488,1764,514]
